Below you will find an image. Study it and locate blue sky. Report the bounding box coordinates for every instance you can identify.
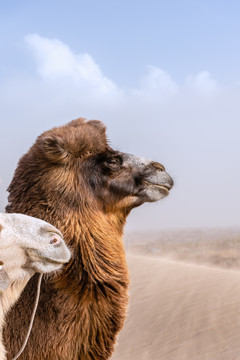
[2,0,240,85]
[1,1,240,231]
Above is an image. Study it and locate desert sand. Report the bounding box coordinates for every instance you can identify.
[112,254,240,360]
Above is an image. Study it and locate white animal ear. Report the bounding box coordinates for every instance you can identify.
[0,269,10,291]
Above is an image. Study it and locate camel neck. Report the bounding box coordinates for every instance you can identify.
[51,210,128,292]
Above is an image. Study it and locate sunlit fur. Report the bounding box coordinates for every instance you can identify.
[4,118,172,359]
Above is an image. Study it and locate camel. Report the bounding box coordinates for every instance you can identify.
[0,213,71,360]
[4,118,173,359]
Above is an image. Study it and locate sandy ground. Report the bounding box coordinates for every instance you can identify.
[112,255,240,360]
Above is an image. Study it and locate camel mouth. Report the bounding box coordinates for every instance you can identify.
[36,256,68,265]
[26,249,70,266]
[154,185,170,194]
[32,253,69,265]
[143,181,172,193]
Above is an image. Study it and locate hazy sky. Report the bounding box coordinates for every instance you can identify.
[1,1,240,231]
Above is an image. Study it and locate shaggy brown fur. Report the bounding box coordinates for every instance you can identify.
[4,118,173,359]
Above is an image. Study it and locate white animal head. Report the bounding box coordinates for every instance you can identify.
[0,213,71,291]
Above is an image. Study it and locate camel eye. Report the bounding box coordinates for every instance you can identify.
[0,261,4,270]
[105,157,122,169]
[50,235,61,245]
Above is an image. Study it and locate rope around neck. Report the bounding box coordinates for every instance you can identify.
[12,273,43,360]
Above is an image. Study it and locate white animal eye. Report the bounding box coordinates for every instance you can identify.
[50,235,61,245]
[0,261,3,270]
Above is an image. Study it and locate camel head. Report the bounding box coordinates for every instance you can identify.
[7,118,173,226]
[0,213,71,290]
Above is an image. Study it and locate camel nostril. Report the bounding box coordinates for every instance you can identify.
[50,236,61,246]
[151,162,165,171]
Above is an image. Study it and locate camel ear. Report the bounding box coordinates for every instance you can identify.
[41,135,69,164]
[66,118,86,128]
[87,120,106,131]
[0,269,10,291]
